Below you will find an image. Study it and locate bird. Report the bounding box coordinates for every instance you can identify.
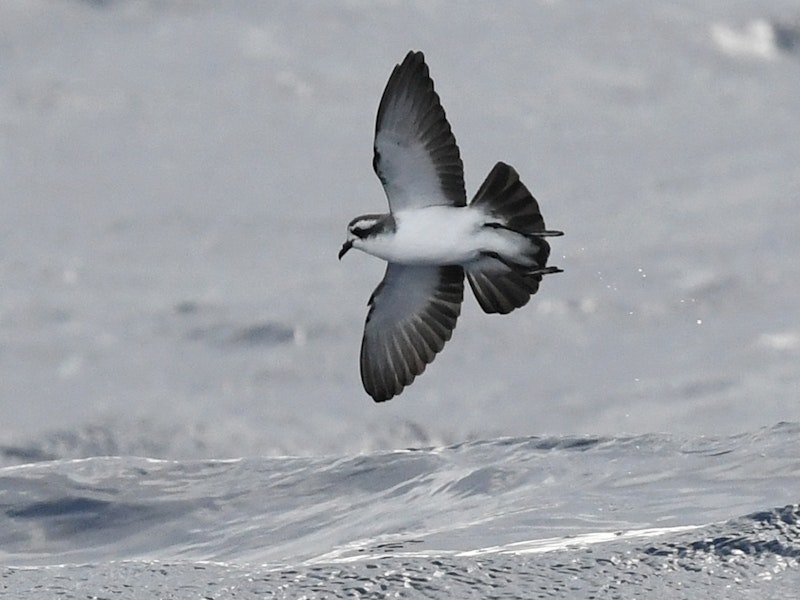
[339,50,563,403]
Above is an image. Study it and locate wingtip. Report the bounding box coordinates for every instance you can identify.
[370,390,396,403]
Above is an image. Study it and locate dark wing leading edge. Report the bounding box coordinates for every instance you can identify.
[373,51,466,212]
[360,263,464,402]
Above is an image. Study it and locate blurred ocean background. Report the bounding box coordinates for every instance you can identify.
[1,0,799,597]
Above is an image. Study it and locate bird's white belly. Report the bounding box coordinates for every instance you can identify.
[364,206,525,266]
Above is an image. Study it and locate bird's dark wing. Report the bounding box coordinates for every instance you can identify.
[373,51,466,212]
[360,263,464,402]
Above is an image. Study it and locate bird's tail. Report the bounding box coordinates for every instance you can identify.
[466,162,562,314]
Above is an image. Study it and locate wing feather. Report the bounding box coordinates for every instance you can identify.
[360,264,464,402]
[373,51,466,211]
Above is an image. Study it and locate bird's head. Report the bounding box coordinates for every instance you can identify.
[338,214,395,259]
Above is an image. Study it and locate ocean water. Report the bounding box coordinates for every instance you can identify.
[2,0,800,597]
[2,425,800,597]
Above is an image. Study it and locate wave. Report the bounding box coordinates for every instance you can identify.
[1,425,799,565]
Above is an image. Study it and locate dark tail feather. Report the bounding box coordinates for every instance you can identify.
[467,162,562,314]
[467,262,561,314]
[470,162,562,236]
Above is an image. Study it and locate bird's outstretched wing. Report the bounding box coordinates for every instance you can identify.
[360,263,464,402]
[373,51,466,212]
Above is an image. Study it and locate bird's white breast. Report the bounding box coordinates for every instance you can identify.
[358,205,526,266]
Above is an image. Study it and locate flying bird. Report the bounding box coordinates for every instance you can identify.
[339,51,563,402]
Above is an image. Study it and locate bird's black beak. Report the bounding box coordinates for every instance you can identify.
[338,240,353,260]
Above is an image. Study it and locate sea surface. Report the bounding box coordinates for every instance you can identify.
[2,425,800,597]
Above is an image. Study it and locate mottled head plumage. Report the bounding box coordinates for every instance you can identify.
[338,214,395,259]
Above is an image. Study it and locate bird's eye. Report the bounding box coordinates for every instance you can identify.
[352,224,374,239]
